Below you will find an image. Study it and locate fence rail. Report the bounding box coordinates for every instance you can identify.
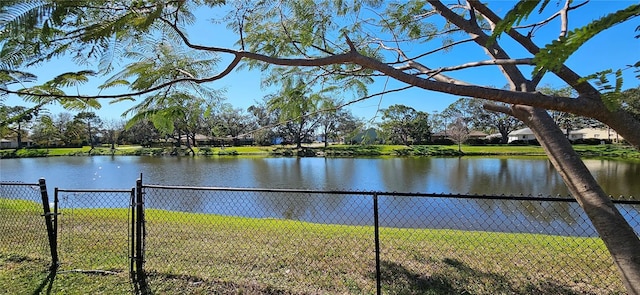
[1,179,639,294]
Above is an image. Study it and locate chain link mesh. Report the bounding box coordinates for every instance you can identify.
[0,182,49,261]
[56,189,133,274]
[377,194,634,294]
[143,186,376,294]
[1,179,638,294]
[142,186,638,294]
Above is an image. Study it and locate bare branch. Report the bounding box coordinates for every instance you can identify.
[386,38,476,66]
[511,1,589,38]
[429,58,534,73]
[376,41,471,85]
[429,0,529,90]
[483,103,514,116]
[469,0,600,97]
[559,0,571,39]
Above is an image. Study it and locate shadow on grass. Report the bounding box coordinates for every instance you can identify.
[133,271,296,295]
[377,258,593,295]
[1,254,57,295]
[32,269,56,295]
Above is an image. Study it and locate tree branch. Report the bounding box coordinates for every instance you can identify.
[559,0,571,39]
[483,103,514,116]
[386,38,476,66]
[430,58,534,73]
[377,41,471,85]
[469,0,600,97]
[429,0,529,91]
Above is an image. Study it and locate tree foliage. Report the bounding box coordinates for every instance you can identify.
[444,98,524,144]
[266,78,327,148]
[1,1,640,291]
[379,104,431,145]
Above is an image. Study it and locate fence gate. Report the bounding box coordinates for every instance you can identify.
[54,188,135,278]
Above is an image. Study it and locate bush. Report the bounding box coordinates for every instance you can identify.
[466,138,488,146]
[0,149,51,158]
[486,137,504,145]
[218,149,239,156]
[408,146,464,156]
[0,149,17,158]
[508,139,540,146]
[199,147,214,155]
[572,138,611,145]
[296,148,316,157]
[429,138,454,145]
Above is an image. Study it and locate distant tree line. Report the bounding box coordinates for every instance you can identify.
[5,85,634,150]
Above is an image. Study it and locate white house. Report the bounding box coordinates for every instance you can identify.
[507,128,536,143]
[0,138,34,148]
[567,128,622,143]
[507,127,624,143]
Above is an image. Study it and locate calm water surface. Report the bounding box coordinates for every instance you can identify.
[2,156,639,195]
[1,156,638,236]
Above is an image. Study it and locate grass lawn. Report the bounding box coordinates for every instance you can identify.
[0,198,626,294]
[460,145,546,156]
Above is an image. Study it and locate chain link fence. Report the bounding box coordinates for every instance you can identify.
[142,186,377,294]
[55,188,134,274]
[1,179,639,294]
[0,181,50,262]
[376,193,637,294]
[141,185,639,294]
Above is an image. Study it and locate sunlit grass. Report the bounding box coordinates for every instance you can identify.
[460,145,546,155]
[0,199,625,294]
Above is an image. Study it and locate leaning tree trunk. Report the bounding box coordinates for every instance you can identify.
[512,105,640,294]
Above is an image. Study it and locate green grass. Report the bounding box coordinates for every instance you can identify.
[571,144,640,160]
[0,198,626,294]
[459,145,546,156]
[2,144,639,160]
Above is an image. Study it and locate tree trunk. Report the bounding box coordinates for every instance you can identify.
[17,122,22,148]
[296,124,303,149]
[512,105,640,294]
[87,121,94,154]
[498,128,509,144]
[185,134,195,156]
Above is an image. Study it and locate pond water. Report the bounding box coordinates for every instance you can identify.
[2,156,639,195]
[1,156,638,236]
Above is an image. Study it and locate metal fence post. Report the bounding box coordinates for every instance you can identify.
[38,178,58,270]
[135,178,145,279]
[373,192,381,295]
[129,187,136,281]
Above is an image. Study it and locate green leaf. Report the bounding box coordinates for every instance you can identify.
[46,70,96,88]
[489,0,550,45]
[533,4,640,74]
[99,79,131,89]
[109,97,135,104]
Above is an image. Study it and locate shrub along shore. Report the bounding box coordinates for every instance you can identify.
[1,144,639,160]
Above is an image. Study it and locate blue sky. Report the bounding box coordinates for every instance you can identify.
[4,1,639,124]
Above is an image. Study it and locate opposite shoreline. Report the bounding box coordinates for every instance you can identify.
[1,144,639,161]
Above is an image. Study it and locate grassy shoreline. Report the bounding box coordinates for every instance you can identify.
[0,199,625,294]
[2,144,639,160]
